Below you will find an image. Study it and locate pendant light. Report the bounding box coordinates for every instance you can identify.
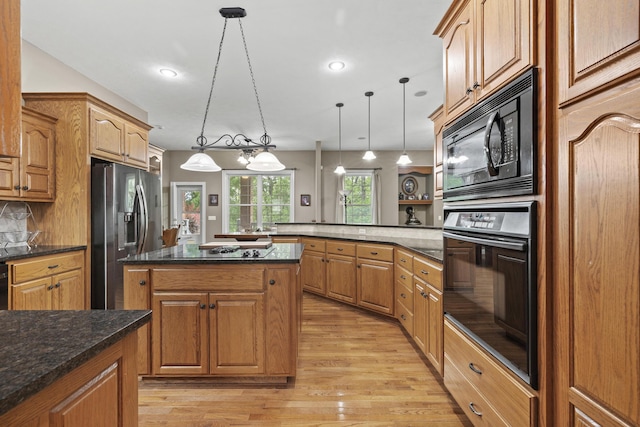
[180,7,285,172]
[334,103,346,175]
[362,91,376,160]
[397,77,412,165]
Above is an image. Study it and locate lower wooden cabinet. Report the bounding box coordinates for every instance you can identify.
[300,238,326,295]
[0,333,139,427]
[357,243,394,316]
[124,263,298,378]
[326,241,357,304]
[8,250,85,310]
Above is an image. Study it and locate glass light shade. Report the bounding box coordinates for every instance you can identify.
[396,153,412,165]
[237,153,249,164]
[362,150,376,160]
[334,164,346,174]
[180,152,222,172]
[246,151,285,171]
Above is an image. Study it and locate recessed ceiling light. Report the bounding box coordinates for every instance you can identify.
[414,90,428,97]
[328,61,346,71]
[159,68,178,78]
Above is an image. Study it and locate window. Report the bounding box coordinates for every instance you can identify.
[223,170,294,232]
[343,171,374,224]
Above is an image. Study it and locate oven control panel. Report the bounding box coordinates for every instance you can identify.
[444,208,532,238]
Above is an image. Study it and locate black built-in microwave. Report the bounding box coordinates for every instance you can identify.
[443,68,536,201]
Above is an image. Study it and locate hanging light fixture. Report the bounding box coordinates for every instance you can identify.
[397,77,412,165]
[362,91,376,160]
[334,103,346,175]
[181,7,285,172]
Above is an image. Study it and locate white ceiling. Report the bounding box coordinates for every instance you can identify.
[21,0,451,153]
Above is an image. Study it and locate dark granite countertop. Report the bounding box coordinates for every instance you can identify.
[118,242,303,265]
[273,232,443,263]
[0,310,151,416]
[0,245,86,263]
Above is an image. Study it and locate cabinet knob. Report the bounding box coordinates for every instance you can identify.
[473,81,480,90]
[14,185,21,190]
[55,282,61,288]
[269,279,276,285]
[400,314,406,321]
[200,304,206,309]
[465,87,473,95]
[139,280,146,286]
[400,275,406,280]
[209,303,216,309]
[468,402,482,417]
[22,186,29,191]
[47,285,54,290]
[400,293,406,299]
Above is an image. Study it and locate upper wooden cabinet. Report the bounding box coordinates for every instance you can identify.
[90,105,149,168]
[435,0,534,121]
[558,0,640,105]
[0,107,56,201]
[148,143,165,175]
[428,106,444,200]
[0,0,21,158]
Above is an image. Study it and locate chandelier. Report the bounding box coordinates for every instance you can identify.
[180,7,285,172]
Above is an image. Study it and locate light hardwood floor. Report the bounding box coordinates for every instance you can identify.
[138,292,471,426]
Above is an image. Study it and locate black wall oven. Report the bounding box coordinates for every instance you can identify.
[443,201,537,389]
[443,68,536,201]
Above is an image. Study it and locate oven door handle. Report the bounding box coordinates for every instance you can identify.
[443,231,526,252]
[484,110,501,177]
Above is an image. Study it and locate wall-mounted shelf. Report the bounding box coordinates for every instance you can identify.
[397,165,434,225]
[399,200,433,205]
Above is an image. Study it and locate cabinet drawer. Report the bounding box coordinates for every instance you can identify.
[395,248,414,271]
[301,238,325,253]
[357,243,393,262]
[152,268,265,292]
[445,321,536,427]
[11,251,84,283]
[413,256,442,291]
[395,281,414,312]
[395,264,413,288]
[396,299,414,336]
[326,240,356,256]
[444,353,508,427]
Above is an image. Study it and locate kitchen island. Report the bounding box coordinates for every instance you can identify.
[0,309,150,426]
[120,243,302,381]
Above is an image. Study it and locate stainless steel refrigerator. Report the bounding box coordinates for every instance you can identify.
[91,162,162,309]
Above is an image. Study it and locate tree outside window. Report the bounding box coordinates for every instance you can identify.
[344,172,373,224]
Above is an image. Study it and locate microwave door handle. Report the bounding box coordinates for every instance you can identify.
[483,111,500,176]
[443,231,526,252]
[135,184,149,254]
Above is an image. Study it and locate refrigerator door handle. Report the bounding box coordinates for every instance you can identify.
[136,184,149,254]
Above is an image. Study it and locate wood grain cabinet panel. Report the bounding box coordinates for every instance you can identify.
[0,0,21,158]
[558,0,640,105]
[326,250,357,305]
[123,267,151,375]
[357,256,394,316]
[90,105,149,168]
[124,122,149,169]
[300,238,326,295]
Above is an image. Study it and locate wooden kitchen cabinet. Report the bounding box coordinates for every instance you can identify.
[325,240,357,304]
[300,237,326,295]
[0,0,21,158]
[8,251,85,310]
[395,248,414,335]
[0,107,56,201]
[435,0,534,121]
[123,267,151,375]
[413,255,444,376]
[357,243,394,316]
[130,263,298,379]
[429,105,445,200]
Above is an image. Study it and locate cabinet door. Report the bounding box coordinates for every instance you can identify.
[124,267,151,375]
[265,266,297,375]
[152,292,209,375]
[20,113,55,200]
[475,0,532,98]
[300,251,326,295]
[0,0,21,158]
[326,253,357,304]
[442,0,475,119]
[54,269,85,310]
[0,156,19,198]
[426,285,444,376]
[414,281,427,354]
[89,106,125,163]
[124,122,149,168]
[11,278,52,310]
[209,293,265,375]
[49,362,120,427]
[357,259,394,316]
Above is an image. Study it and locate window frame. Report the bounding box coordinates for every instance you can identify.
[222,169,295,232]
[343,170,374,225]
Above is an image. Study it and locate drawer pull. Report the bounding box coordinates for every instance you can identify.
[400,314,406,321]
[139,280,146,286]
[468,402,482,417]
[400,275,406,280]
[400,293,406,299]
[400,258,406,263]
[48,264,59,269]
[370,251,378,255]
[421,269,428,275]
[337,248,344,251]
[468,363,483,375]
[420,291,426,297]
[310,244,316,248]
